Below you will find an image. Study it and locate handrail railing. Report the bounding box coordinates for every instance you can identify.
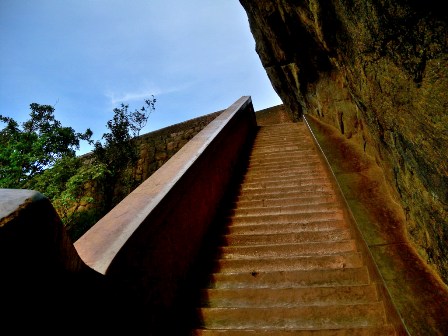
[0,96,257,333]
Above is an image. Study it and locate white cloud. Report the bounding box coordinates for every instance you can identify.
[106,89,158,105]
[104,81,195,106]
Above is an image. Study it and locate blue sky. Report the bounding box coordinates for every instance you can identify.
[0,0,282,155]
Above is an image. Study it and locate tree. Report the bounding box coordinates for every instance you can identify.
[93,96,156,208]
[0,103,93,188]
[0,98,155,241]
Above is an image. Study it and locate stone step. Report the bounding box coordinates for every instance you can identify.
[230,202,340,217]
[237,185,335,200]
[191,123,395,335]
[250,145,315,154]
[228,210,344,226]
[253,133,311,140]
[253,130,310,137]
[250,148,317,157]
[248,151,318,164]
[192,325,397,335]
[251,141,313,149]
[236,189,336,202]
[256,129,304,136]
[197,302,387,330]
[243,170,327,184]
[256,122,299,129]
[225,220,347,236]
[247,157,321,169]
[219,240,358,259]
[223,228,352,246]
[207,267,371,289]
[252,140,313,146]
[213,252,363,273]
[247,161,321,171]
[200,284,379,308]
[239,181,333,192]
[246,161,324,175]
[244,168,326,180]
[248,150,317,161]
[235,195,338,210]
[240,177,331,191]
[255,128,304,134]
[249,145,315,155]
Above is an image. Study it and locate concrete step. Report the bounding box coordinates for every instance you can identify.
[219,240,358,259]
[200,284,379,308]
[191,123,395,335]
[213,252,364,273]
[222,228,352,246]
[207,267,371,289]
[238,182,334,194]
[225,220,347,236]
[251,141,313,149]
[249,145,317,154]
[197,302,387,330]
[230,202,340,217]
[237,185,335,200]
[236,189,336,202]
[250,149,318,158]
[248,151,319,165]
[240,177,331,191]
[235,195,338,210]
[242,169,327,183]
[252,135,311,144]
[245,162,325,176]
[228,210,344,226]
[247,157,321,169]
[244,165,326,176]
[192,325,397,335]
[249,145,317,155]
[252,131,311,138]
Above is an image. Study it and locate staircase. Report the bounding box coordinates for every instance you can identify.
[191,122,396,335]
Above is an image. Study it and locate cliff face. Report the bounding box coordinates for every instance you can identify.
[239,0,448,283]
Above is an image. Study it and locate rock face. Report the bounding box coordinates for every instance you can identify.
[239,0,448,283]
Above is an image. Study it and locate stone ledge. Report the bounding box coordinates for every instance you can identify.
[304,114,448,336]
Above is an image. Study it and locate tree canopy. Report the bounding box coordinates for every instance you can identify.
[0,98,156,240]
[93,97,155,178]
[0,103,92,188]
[93,96,156,208]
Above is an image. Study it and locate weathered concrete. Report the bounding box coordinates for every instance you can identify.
[305,114,448,336]
[0,97,257,333]
[0,189,133,333]
[74,96,257,332]
[192,122,405,334]
[66,110,224,241]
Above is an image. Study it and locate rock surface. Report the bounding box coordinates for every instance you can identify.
[239,0,448,284]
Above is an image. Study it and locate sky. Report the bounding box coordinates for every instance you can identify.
[0,0,282,155]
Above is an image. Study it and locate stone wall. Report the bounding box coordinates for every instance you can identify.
[70,110,222,237]
[239,0,448,283]
[131,110,223,184]
[81,110,222,184]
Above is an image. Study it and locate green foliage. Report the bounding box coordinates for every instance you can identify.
[1,98,155,241]
[52,162,109,240]
[94,97,155,176]
[93,96,156,208]
[27,156,82,199]
[0,103,92,188]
